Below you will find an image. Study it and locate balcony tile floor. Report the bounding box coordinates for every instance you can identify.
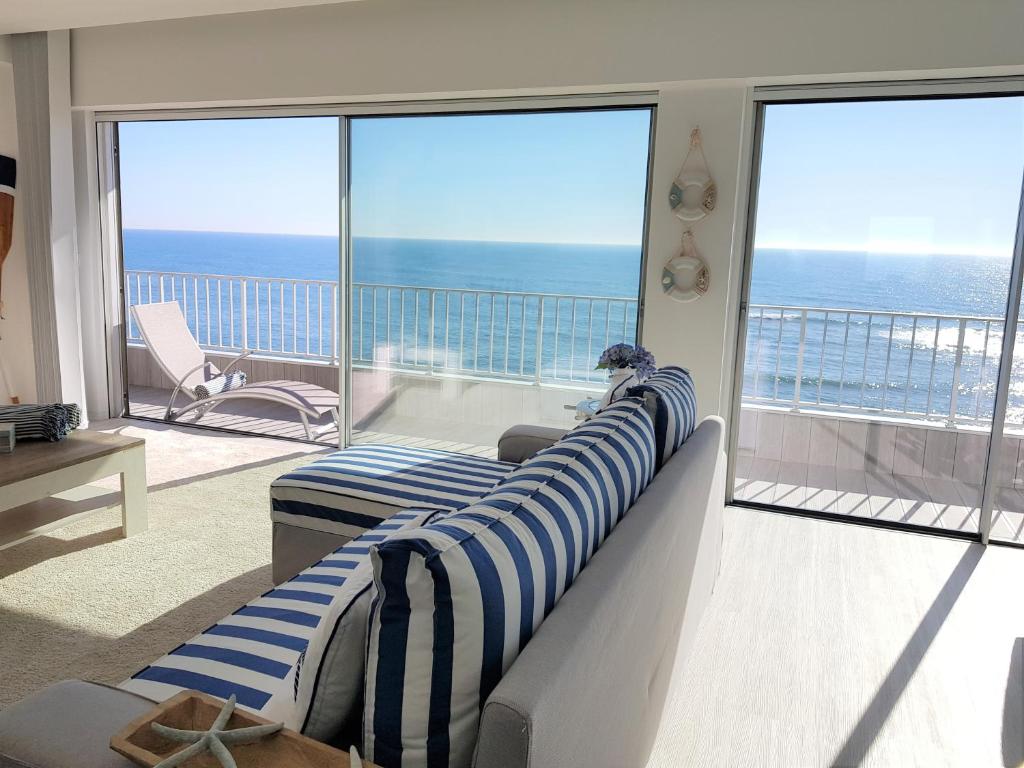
[735,454,1024,544]
[127,386,500,457]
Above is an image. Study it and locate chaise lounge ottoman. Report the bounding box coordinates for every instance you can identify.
[269,444,516,582]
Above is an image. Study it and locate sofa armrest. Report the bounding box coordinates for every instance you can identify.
[0,681,156,768]
[497,424,568,463]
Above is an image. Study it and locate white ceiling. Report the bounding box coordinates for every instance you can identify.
[0,0,366,35]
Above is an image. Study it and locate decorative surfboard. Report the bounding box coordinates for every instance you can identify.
[0,154,19,403]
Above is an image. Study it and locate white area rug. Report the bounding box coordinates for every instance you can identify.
[0,420,321,709]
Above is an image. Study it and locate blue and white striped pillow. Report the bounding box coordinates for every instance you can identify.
[363,399,657,768]
[291,509,441,742]
[194,371,247,400]
[626,365,697,468]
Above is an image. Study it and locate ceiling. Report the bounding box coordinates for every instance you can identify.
[0,0,366,35]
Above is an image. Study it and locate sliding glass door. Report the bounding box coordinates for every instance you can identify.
[116,117,341,443]
[732,91,1024,542]
[105,102,653,452]
[345,109,653,453]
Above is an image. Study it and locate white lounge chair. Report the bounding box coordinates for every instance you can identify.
[130,301,339,440]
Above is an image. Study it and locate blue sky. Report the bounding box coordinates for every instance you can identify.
[117,110,653,245]
[118,97,1024,254]
[756,97,1024,256]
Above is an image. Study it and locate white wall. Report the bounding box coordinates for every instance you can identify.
[69,0,1024,109]
[62,0,1024,422]
[0,36,11,64]
[0,61,37,403]
[645,85,750,418]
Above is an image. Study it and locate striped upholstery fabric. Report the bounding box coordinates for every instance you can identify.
[120,510,438,732]
[194,371,247,399]
[271,445,516,538]
[363,399,657,768]
[0,403,81,442]
[626,365,697,468]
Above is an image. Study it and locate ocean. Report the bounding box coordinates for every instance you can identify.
[122,229,1021,420]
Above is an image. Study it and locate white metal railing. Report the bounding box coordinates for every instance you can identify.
[744,304,1024,427]
[124,270,639,386]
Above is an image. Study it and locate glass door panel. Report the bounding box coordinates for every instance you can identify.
[347,109,652,454]
[734,96,1024,535]
[117,117,341,443]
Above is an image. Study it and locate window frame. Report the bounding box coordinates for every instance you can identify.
[95,95,658,449]
[726,77,1024,546]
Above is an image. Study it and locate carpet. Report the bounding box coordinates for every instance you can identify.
[0,451,313,709]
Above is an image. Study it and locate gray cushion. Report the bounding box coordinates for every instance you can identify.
[0,680,155,768]
[496,424,568,463]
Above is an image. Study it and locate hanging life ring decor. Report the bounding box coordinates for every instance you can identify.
[662,230,709,303]
[669,127,716,222]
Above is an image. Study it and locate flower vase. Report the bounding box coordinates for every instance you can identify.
[599,366,639,409]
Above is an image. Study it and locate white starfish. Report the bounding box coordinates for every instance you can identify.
[151,695,283,768]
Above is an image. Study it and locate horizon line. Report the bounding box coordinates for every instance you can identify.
[121,228,1012,258]
[122,227,642,248]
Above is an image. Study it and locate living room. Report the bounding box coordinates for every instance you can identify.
[1,2,1023,766]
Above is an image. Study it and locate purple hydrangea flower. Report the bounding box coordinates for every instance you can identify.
[595,343,656,379]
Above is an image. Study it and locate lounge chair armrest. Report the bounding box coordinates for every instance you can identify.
[165,359,213,419]
[222,349,253,374]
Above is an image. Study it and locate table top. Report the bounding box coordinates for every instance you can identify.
[0,430,145,486]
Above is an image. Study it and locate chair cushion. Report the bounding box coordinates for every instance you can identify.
[270,444,516,538]
[194,371,247,399]
[626,365,697,468]
[363,398,657,768]
[119,510,437,740]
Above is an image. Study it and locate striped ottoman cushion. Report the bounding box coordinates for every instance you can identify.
[120,510,438,735]
[270,445,516,538]
[626,365,697,468]
[363,399,657,768]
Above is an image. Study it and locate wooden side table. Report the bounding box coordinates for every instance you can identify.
[0,430,148,550]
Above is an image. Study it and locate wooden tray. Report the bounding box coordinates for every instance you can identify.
[110,690,369,768]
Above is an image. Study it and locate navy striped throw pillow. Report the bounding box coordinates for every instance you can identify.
[626,365,697,468]
[363,398,657,768]
[194,371,247,399]
[292,509,442,742]
[120,509,440,744]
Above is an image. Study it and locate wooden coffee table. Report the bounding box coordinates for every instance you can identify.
[0,430,147,550]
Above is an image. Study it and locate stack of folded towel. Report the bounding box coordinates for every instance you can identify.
[0,403,82,442]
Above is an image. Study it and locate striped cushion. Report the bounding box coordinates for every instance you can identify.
[0,403,81,442]
[194,371,247,399]
[293,509,443,742]
[120,510,437,734]
[270,445,515,538]
[363,399,657,768]
[626,365,697,468]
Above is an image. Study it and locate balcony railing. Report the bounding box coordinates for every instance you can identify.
[124,270,639,387]
[744,304,1024,427]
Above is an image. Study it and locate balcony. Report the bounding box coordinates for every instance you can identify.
[737,304,1024,543]
[124,270,637,453]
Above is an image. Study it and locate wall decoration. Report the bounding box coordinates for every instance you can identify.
[669,127,715,222]
[662,230,710,303]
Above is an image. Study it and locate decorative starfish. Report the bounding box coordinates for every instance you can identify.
[151,695,283,768]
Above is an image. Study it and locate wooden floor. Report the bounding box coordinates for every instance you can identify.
[735,406,1024,544]
[649,506,1024,767]
[128,386,500,456]
[734,455,1024,544]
